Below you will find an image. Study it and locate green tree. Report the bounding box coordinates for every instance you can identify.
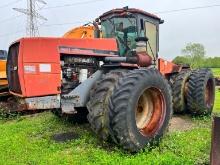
[181,43,206,68]
[173,56,190,65]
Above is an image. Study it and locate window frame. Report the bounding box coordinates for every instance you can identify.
[144,20,159,58]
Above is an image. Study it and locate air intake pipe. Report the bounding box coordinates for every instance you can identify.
[104,53,152,67]
[104,37,152,67]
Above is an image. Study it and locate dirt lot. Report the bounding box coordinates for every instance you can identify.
[169,115,195,132]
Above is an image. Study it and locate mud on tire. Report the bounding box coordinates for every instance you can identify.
[187,68,215,115]
[109,69,173,152]
[87,70,126,140]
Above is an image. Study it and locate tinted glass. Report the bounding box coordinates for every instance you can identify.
[101,17,137,56]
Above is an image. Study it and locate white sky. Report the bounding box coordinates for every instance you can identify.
[0,0,219,60]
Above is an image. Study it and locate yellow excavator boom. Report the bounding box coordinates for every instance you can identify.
[63,26,95,39]
[0,59,8,96]
[0,60,7,85]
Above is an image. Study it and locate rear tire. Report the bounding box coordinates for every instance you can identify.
[109,69,172,152]
[187,68,215,115]
[171,70,191,113]
[87,70,126,140]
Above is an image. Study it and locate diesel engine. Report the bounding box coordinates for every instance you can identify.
[61,56,99,94]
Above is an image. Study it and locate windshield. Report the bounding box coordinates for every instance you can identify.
[0,50,7,60]
[101,17,138,56]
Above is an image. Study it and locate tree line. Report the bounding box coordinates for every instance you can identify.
[173,43,220,68]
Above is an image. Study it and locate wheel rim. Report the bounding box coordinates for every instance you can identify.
[135,87,166,137]
[205,79,214,108]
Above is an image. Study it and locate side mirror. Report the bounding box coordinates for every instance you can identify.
[93,21,100,38]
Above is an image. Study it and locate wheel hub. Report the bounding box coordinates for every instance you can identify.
[135,88,165,137]
[205,79,214,108]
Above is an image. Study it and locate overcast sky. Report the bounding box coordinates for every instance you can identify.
[0,0,219,60]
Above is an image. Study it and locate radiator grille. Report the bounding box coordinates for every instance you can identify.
[7,43,22,94]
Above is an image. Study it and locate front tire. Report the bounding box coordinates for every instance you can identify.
[87,70,126,140]
[109,69,173,152]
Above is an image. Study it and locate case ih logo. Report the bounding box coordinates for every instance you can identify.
[24,65,36,73]
[24,64,51,73]
[59,46,117,57]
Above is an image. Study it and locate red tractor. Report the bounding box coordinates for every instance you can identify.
[6,7,215,152]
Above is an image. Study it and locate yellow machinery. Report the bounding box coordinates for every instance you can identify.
[63,25,95,39]
[0,60,7,85]
[0,50,8,96]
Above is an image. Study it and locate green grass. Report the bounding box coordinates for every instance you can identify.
[0,69,219,165]
[212,68,220,77]
[0,113,212,165]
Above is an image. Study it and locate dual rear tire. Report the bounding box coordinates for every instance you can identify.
[171,71,191,113]
[187,69,215,115]
[171,68,215,115]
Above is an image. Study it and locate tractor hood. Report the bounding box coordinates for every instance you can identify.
[7,37,118,97]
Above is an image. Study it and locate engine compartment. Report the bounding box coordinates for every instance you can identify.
[61,55,100,94]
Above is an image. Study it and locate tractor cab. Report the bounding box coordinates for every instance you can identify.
[99,7,164,57]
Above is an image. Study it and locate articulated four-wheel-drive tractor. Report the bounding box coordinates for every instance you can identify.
[6,7,215,152]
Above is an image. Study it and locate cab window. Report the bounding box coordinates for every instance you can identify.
[101,17,138,56]
[145,22,157,58]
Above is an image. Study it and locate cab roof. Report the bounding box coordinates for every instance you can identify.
[99,7,161,21]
